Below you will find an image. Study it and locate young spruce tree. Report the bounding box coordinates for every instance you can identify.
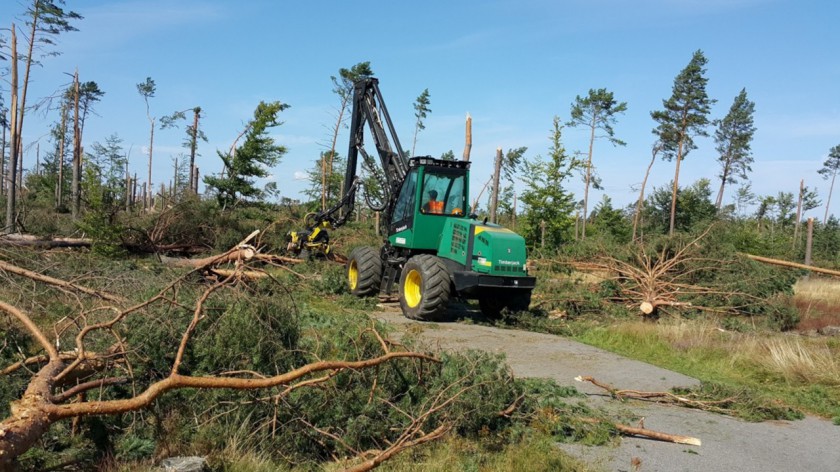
[520,117,577,249]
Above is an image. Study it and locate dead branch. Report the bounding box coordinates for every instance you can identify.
[575,376,734,415]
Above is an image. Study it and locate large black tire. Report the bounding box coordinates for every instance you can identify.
[478,289,532,318]
[346,246,382,296]
[399,255,451,321]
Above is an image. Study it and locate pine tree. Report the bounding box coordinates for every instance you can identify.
[714,88,755,210]
[567,88,627,240]
[651,50,715,236]
[818,145,840,222]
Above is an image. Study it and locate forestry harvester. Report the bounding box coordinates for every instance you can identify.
[287,78,535,321]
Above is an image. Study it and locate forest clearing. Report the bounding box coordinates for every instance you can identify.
[2,1,840,471]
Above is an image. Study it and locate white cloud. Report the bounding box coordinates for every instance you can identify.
[293,171,308,181]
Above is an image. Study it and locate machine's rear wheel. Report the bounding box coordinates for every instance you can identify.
[399,255,451,321]
[346,246,382,296]
[478,289,532,318]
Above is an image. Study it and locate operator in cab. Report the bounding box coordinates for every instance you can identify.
[422,190,444,214]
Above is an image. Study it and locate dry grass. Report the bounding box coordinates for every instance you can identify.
[611,320,840,386]
[793,277,840,331]
[757,337,840,385]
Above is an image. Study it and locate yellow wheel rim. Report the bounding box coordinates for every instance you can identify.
[348,260,359,290]
[404,269,422,308]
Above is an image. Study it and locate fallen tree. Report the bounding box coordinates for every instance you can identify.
[740,253,840,278]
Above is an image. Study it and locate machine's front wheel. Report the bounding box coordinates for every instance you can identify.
[399,255,451,321]
[346,246,382,296]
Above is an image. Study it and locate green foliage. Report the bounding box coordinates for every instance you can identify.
[587,195,631,242]
[303,151,345,210]
[568,88,628,148]
[75,134,128,255]
[643,179,717,234]
[520,117,577,249]
[672,383,804,422]
[204,101,289,207]
[651,50,715,163]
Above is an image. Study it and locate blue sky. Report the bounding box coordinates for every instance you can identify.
[2,0,839,219]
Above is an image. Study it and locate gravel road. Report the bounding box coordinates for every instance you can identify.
[374,306,840,472]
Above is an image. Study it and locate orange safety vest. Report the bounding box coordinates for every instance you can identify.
[428,200,444,214]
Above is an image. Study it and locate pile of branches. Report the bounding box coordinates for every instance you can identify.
[568,228,799,323]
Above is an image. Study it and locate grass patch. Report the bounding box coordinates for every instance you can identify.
[575,320,840,420]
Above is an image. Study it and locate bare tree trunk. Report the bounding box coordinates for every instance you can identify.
[489,147,502,224]
[462,113,472,161]
[793,179,804,249]
[825,170,836,223]
[669,140,685,236]
[715,161,730,210]
[632,145,659,242]
[56,103,67,209]
[147,123,155,210]
[804,217,813,278]
[18,141,23,195]
[1,113,6,196]
[71,71,82,219]
[5,25,19,233]
[540,220,546,249]
[512,191,517,230]
[582,115,596,241]
[188,107,200,192]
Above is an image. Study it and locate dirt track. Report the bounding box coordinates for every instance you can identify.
[374,306,840,472]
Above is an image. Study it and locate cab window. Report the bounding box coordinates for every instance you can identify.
[391,170,418,224]
[420,169,467,216]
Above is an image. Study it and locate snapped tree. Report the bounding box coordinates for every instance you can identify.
[713,88,756,210]
[567,88,627,240]
[651,50,715,236]
[204,101,288,207]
